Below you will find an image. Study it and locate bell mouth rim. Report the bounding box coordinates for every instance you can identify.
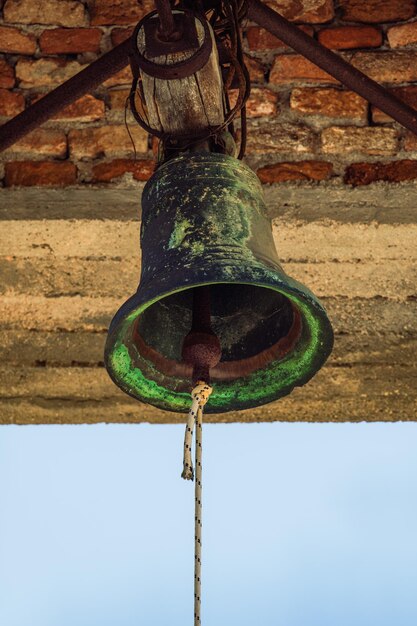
[105,278,334,414]
[131,303,302,383]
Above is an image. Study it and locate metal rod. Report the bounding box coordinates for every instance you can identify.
[0,38,132,153]
[191,286,212,334]
[182,286,221,385]
[190,286,213,383]
[247,0,417,136]
[154,0,177,40]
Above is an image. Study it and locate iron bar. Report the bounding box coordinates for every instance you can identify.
[182,286,222,385]
[191,286,212,334]
[0,38,132,153]
[247,0,417,136]
[154,0,177,40]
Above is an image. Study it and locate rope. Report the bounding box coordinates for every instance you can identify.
[182,381,212,626]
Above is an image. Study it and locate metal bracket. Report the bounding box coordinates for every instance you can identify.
[132,9,213,80]
[143,12,199,58]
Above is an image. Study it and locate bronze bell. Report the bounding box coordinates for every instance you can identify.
[105,151,333,413]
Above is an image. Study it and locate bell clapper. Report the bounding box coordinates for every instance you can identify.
[182,286,222,384]
[181,285,221,480]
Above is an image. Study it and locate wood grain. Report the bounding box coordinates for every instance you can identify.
[137,15,224,135]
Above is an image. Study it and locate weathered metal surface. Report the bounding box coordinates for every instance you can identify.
[153,0,178,42]
[142,11,199,57]
[181,286,222,384]
[133,10,212,80]
[105,152,333,413]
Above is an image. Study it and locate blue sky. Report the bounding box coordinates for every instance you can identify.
[1,421,416,626]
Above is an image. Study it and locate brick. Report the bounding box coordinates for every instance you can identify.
[39,28,102,54]
[344,160,417,186]
[3,0,87,27]
[246,121,314,154]
[318,26,382,50]
[270,54,338,85]
[246,87,279,117]
[103,65,132,88]
[91,0,153,26]
[403,131,417,151]
[257,160,333,183]
[372,86,417,123]
[290,87,367,120]
[2,129,67,159]
[108,89,130,111]
[68,125,148,159]
[245,56,265,83]
[388,23,417,49]
[339,0,416,23]
[55,95,105,122]
[0,26,36,55]
[110,27,134,47]
[350,51,417,84]
[339,0,416,24]
[321,126,398,155]
[0,59,14,89]
[266,0,334,24]
[5,161,77,187]
[246,25,314,51]
[230,87,279,117]
[0,89,24,116]
[16,58,83,89]
[91,159,154,182]
[29,93,105,122]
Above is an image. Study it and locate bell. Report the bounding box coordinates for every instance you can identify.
[105,152,333,413]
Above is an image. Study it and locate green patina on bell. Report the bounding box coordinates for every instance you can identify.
[105,152,333,413]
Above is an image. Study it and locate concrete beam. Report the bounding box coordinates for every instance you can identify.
[1,185,416,424]
[1,363,416,424]
[2,183,417,223]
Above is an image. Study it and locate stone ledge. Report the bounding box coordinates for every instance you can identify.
[1,183,417,223]
[1,363,416,424]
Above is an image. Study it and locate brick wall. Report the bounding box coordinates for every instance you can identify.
[1,0,417,187]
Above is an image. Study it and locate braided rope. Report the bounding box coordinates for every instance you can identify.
[182,382,212,626]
